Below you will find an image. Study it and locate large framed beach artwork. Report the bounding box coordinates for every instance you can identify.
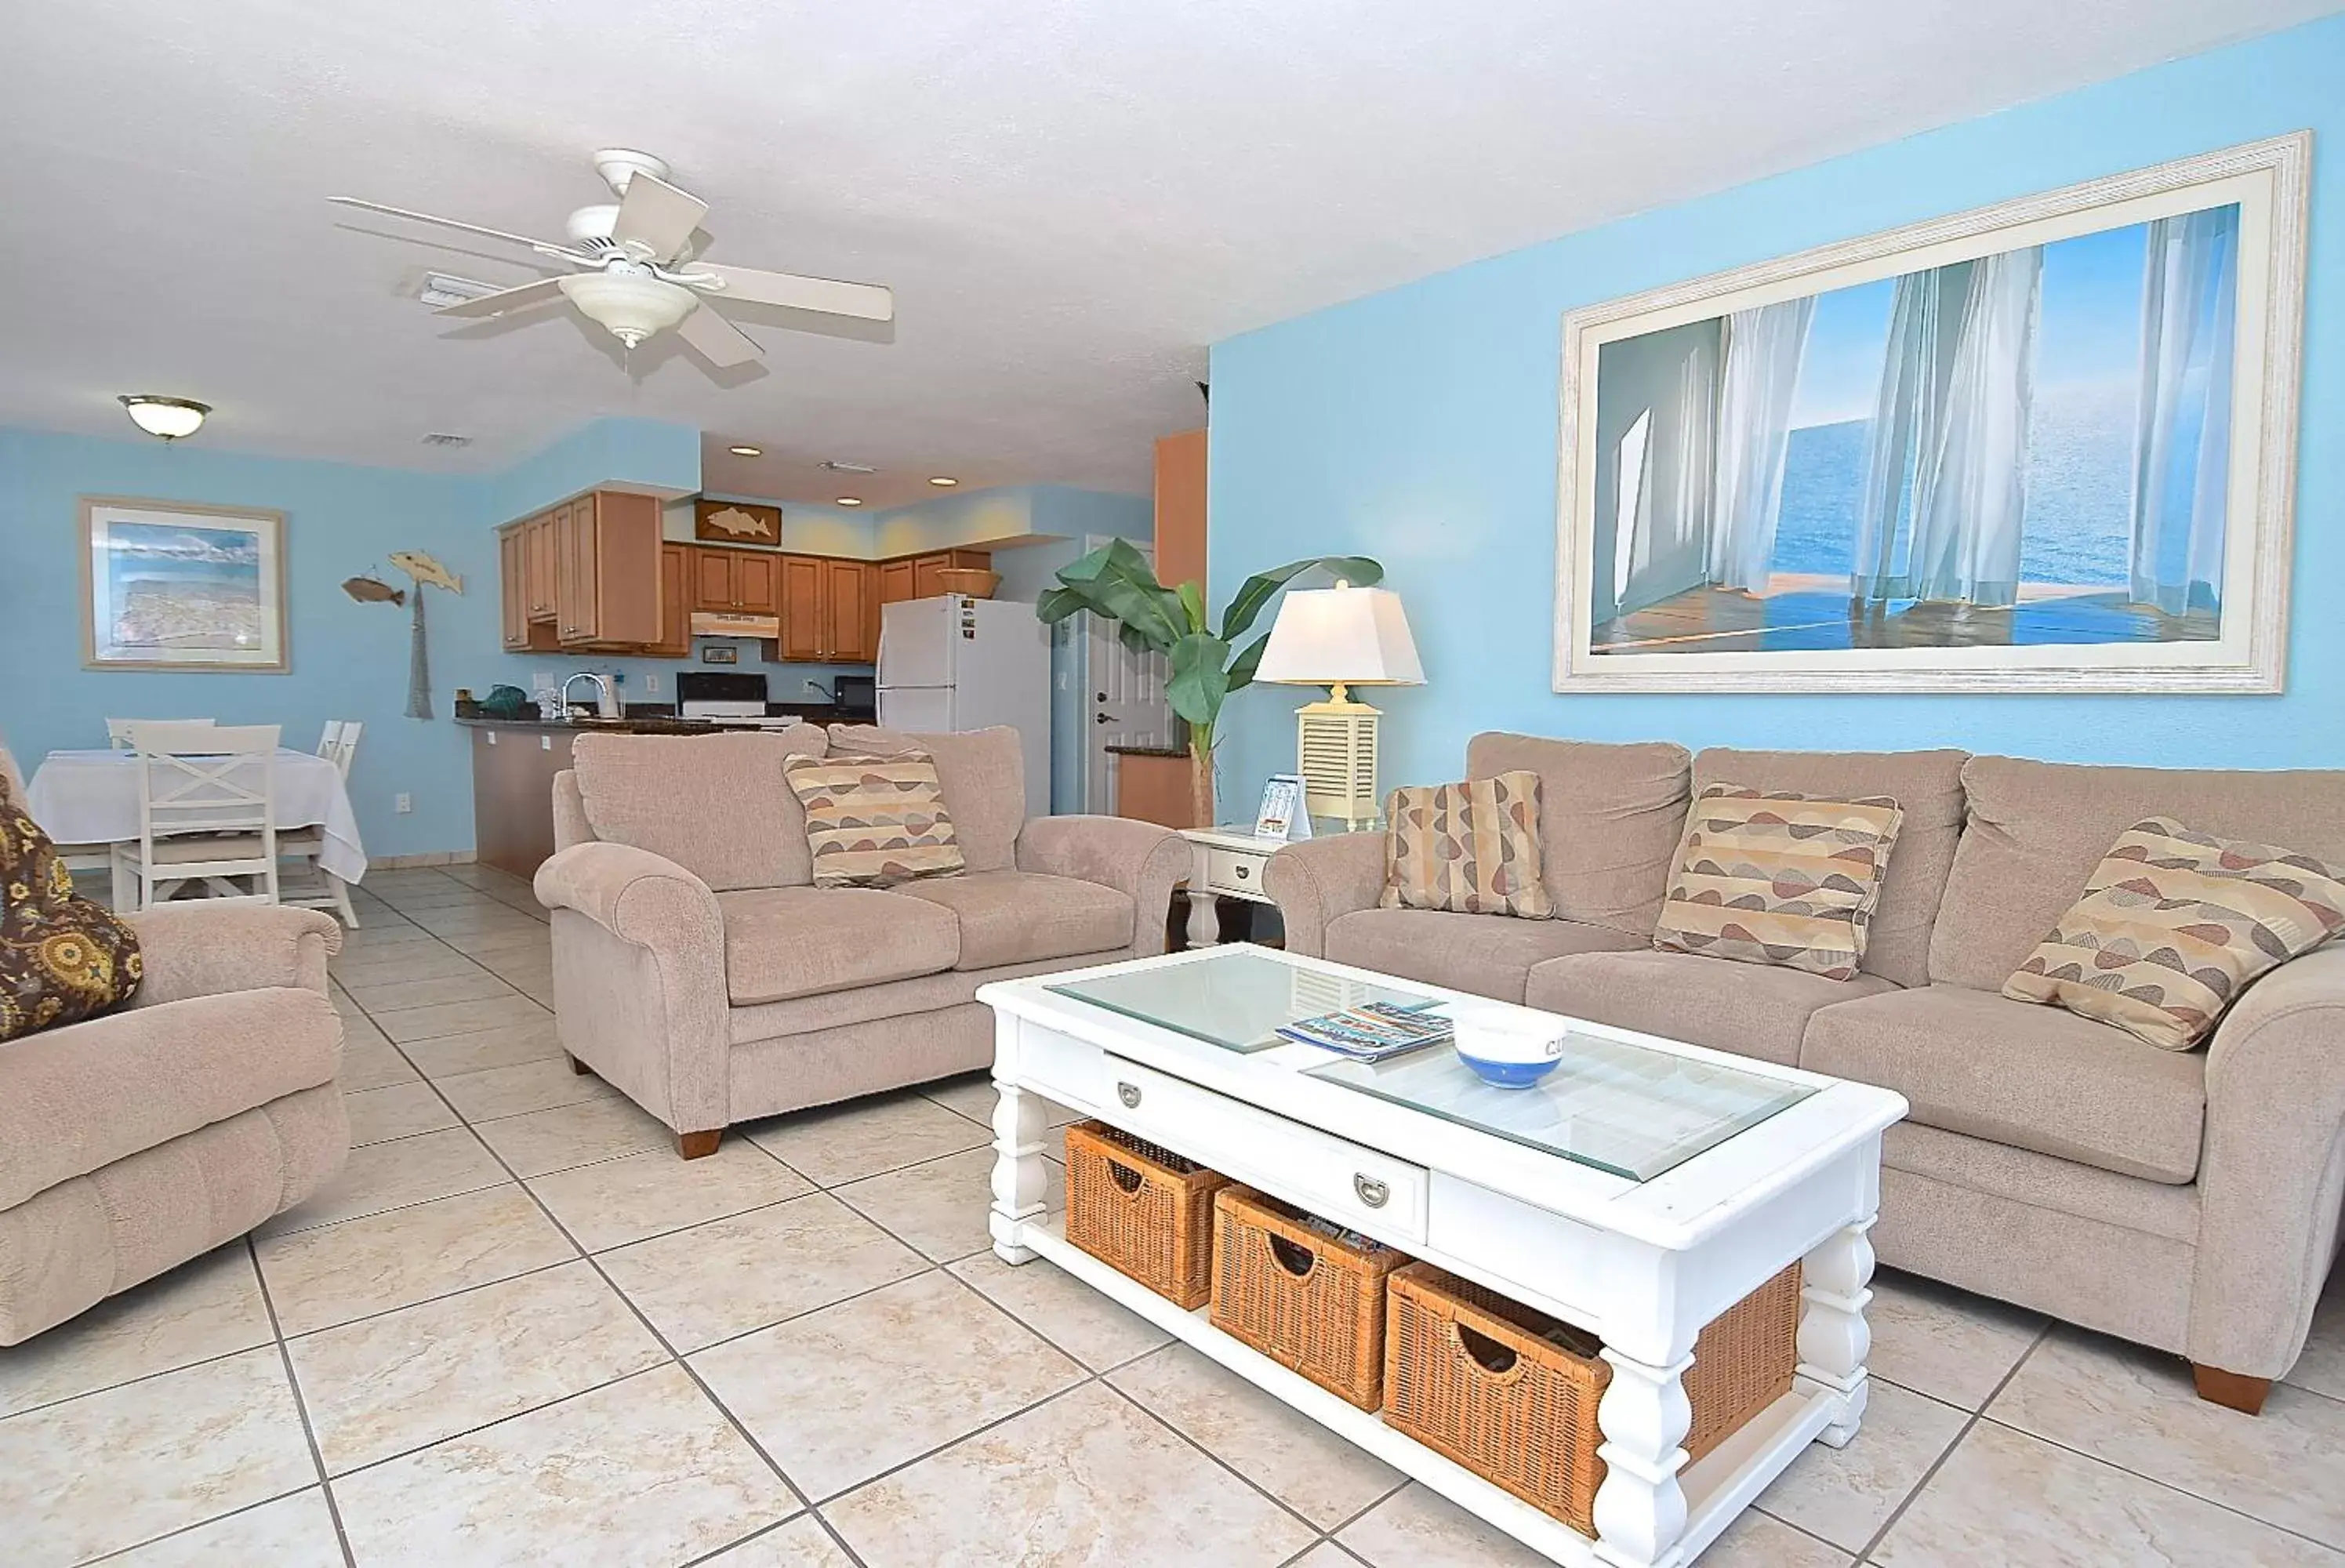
[1555,135,2308,692]
[81,498,289,672]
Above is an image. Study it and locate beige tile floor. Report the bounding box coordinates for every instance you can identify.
[4,864,2341,1566]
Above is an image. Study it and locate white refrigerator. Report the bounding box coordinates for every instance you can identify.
[877,595,1052,819]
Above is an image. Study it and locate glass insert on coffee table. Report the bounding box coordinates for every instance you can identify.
[1046,946,1439,1054]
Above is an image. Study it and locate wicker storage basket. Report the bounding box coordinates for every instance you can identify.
[1062,1121,1229,1308]
[1209,1186,1410,1410]
[1383,1261,1802,1537]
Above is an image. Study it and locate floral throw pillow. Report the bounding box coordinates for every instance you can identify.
[2,793,142,1042]
[2003,818,2345,1051]
[1379,771,1554,919]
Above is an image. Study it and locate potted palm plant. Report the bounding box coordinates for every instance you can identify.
[1036,539,1383,826]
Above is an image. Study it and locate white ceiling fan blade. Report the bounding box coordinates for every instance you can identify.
[688,263,894,322]
[675,304,763,368]
[611,173,708,263]
[431,277,568,318]
[328,197,586,260]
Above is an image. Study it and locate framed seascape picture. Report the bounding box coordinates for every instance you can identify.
[81,497,289,671]
[1555,134,2308,693]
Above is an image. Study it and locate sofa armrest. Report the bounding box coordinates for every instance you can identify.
[1015,815,1189,958]
[1262,832,1387,958]
[2188,944,2345,1379]
[124,905,341,1007]
[533,841,730,1138]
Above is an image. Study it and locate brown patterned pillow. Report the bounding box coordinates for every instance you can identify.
[1379,771,1554,919]
[785,750,966,889]
[2,797,142,1042]
[2003,818,2345,1051]
[1654,786,1903,980]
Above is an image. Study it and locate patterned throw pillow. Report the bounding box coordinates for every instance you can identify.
[2003,818,2345,1051]
[2,793,142,1042]
[1653,786,1903,981]
[1379,771,1554,920]
[784,750,966,889]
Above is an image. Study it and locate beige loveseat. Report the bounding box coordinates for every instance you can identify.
[535,724,1187,1159]
[0,904,350,1343]
[1266,733,2345,1414]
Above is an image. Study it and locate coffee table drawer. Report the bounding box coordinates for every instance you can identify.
[1103,1058,1428,1243]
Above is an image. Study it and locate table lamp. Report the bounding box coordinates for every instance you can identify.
[1252,582,1424,830]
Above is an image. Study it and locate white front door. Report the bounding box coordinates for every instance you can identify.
[1083,539,1176,814]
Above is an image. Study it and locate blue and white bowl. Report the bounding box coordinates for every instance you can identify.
[1451,1007,1569,1090]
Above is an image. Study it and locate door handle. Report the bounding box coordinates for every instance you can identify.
[1094,713,1113,724]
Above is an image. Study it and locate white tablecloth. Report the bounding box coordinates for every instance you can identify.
[26,749,368,883]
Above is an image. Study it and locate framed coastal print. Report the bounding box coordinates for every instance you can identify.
[81,497,289,671]
[1555,133,2307,693]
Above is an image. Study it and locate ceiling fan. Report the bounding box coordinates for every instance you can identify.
[330,149,893,370]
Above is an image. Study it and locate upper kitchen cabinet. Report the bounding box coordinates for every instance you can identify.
[878,550,993,605]
[693,546,781,614]
[770,554,877,662]
[550,491,663,648]
[648,542,693,659]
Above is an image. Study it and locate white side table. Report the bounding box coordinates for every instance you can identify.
[1177,826,1284,947]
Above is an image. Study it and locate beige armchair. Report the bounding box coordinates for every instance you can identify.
[535,725,1186,1157]
[0,905,349,1344]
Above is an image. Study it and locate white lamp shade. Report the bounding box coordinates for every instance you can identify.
[557,271,699,347]
[1254,586,1424,686]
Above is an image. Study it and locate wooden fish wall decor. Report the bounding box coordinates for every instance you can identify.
[346,552,465,720]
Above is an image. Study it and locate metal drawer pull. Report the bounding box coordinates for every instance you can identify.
[1117,1082,1142,1109]
[1233,863,1251,880]
[1354,1174,1390,1208]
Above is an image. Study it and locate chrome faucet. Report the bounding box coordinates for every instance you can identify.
[561,671,619,720]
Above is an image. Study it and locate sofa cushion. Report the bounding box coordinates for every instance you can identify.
[1653,786,1903,981]
[1692,748,1967,989]
[894,871,1135,971]
[716,887,959,1005]
[2003,818,2345,1051]
[1465,734,1690,935]
[1379,771,1554,919]
[785,750,966,888]
[829,725,1024,873]
[1526,949,1897,1067]
[1930,756,2345,992]
[1325,908,1643,1004]
[1800,983,2206,1184]
[573,728,827,891]
[0,985,340,1209]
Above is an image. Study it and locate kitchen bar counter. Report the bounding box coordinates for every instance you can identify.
[466,709,877,877]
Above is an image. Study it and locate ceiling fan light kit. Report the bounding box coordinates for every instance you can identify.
[118,394,210,441]
[332,148,894,375]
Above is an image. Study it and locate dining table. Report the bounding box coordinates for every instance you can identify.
[24,748,368,884]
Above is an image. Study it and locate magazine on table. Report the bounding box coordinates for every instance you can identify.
[1276,1000,1453,1060]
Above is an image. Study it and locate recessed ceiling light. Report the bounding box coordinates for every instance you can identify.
[928,476,959,487]
[835,496,864,507]
[118,394,210,441]
[728,444,763,457]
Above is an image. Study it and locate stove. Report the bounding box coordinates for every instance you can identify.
[676,670,771,724]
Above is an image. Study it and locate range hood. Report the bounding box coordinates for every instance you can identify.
[690,610,781,638]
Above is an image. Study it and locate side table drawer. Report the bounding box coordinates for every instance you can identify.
[1102,1057,1428,1244]
[1202,848,1269,898]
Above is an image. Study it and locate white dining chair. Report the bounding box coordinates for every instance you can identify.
[111,722,281,911]
[281,720,363,927]
[107,717,214,748]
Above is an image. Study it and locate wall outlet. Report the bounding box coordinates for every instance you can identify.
[643,672,660,694]
[394,793,413,814]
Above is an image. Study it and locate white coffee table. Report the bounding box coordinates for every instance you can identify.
[977,946,1906,1568]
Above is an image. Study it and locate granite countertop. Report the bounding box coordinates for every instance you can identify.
[456,706,873,735]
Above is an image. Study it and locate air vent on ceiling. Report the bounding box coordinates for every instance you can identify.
[821,459,878,474]
[417,273,499,310]
[419,432,473,448]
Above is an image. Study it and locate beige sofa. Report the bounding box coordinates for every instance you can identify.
[0,904,350,1344]
[1267,733,2345,1414]
[534,724,1187,1159]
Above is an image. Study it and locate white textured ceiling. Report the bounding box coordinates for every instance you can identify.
[2,1,2329,506]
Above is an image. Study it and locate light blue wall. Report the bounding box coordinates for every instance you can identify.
[1,419,702,860]
[1208,16,2345,804]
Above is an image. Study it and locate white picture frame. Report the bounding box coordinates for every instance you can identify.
[1553,133,2308,694]
[81,496,289,672]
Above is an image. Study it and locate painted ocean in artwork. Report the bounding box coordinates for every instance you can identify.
[104,522,266,651]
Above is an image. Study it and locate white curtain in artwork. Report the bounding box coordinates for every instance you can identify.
[1907,245,2042,608]
[1704,300,1815,593]
[1850,269,1957,602]
[2130,206,2238,616]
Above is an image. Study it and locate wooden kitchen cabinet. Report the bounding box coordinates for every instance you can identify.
[823,559,877,662]
[693,546,782,614]
[554,491,662,648]
[499,526,530,650]
[648,542,693,658]
[878,550,992,604]
[776,554,824,660]
[877,557,918,606]
[523,514,557,621]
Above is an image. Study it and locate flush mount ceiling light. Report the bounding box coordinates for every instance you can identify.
[727,444,763,457]
[928,476,959,487]
[118,395,211,441]
[835,496,864,507]
[554,269,697,348]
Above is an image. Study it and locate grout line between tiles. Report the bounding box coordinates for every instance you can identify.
[80,1483,323,1565]
[244,1236,361,1568]
[1850,1317,2053,1562]
[1093,1370,1349,1545]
